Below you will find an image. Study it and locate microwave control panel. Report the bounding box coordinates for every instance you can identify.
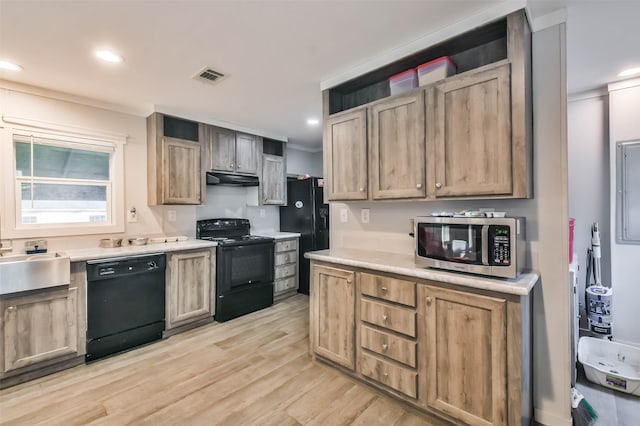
[489,225,511,266]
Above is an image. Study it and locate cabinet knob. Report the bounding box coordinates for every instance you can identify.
[230,163,234,168]
[435,182,442,189]
[383,372,389,378]
[381,343,388,351]
[359,187,365,192]
[7,306,16,311]
[346,279,352,284]
[382,314,388,322]
[416,183,423,189]
[380,286,388,292]
[426,296,433,305]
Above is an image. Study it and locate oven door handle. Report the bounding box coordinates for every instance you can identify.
[481,225,489,266]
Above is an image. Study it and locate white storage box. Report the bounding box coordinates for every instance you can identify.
[417,56,457,86]
[389,69,418,96]
[578,336,640,396]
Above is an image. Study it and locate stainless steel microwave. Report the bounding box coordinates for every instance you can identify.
[414,216,525,278]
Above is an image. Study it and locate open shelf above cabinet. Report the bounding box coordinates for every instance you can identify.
[328,17,508,115]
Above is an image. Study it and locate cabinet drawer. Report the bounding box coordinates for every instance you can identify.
[275,264,296,280]
[359,352,417,399]
[360,273,416,307]
[360,299,416,337]
[275,239,297,253]
[275,252,297,266]
[275,276,297,293]
[360,325,416,368]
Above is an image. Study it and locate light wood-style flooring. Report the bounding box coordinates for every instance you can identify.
[0,294,441,425]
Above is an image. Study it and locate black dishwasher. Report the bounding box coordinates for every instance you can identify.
[86,253,166,362]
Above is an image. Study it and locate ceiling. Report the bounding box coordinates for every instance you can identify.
[0,1,638,150]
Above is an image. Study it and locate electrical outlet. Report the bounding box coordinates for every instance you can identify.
[127,208,137,223]
[361,208,370,224]
[260,208,266,218]
[340,208,348,223]
[167,210,177,222]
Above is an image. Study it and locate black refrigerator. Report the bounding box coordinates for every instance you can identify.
[280,177,329,294]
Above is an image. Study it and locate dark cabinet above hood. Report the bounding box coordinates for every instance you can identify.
[206,171,259,186]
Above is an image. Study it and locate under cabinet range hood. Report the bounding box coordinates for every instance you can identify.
[206,171,259,186]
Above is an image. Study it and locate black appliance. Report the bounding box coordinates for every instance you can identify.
[279,177,330,294]
[86,254,166,362]
[196,218,275,322]
[206,171,259,186]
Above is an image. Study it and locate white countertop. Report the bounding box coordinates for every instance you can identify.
[305,248,538,296]
[254,231,301,240]
[65,240,217,262]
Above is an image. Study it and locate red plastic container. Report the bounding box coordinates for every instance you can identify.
[569,218,576,263]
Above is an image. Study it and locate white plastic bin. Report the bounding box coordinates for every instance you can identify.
[389,69,418,96]
[417,56,457,86]
[578,336,640,396]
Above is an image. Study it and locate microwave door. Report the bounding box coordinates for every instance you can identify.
[481,225,489,266]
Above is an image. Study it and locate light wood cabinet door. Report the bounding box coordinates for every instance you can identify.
[420,284,507,426]
[2,287,78,373]
[429,63,513,198]
[325,108,368,200]
[261,154,286,205]
[162,137,202,204]
[369,92,426,199]
[235,132,259,175]
[311,265,355,369]
[208,126,236,172]
[166,249,214,329]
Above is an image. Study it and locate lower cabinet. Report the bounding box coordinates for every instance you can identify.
[274,238,299,299]
[310,261,530,426]
[165,248,216,332]
[310,264,355,370]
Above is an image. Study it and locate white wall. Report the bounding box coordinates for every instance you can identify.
[608,79,640,347]
[0,83,191,251]
[567,94,611,324]
[286,145,323,177]
[329,23,571,426]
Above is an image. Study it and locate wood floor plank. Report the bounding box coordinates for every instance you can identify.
[0,294,444,426]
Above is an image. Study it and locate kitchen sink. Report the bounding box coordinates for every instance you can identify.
[0,252,71,296]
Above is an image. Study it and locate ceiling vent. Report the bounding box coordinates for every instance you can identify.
[194,67,226,84]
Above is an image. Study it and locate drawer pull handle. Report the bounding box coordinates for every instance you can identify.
[381,343,388,351]
[382,315,388,322]
[380,286,388,292]
[426,296,433,305]
[7,306,16,312]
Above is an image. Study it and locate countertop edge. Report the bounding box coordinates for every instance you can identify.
[305,249,538,296]
[66,240,218,262]
[254,232,301,240]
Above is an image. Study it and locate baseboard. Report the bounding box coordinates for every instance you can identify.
[534,407,572,426]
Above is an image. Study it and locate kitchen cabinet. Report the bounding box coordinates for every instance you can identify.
[309,260,531,425]
[419,284,507,426]
[147,113,205,205]
[428,63,513,198]
[324,108,368,201]
[369,91,426,199]
[260,154,286,205]
[322,9,531,201]
[310,264,355,370]
[165,248,215,333]
[274,237,298,299]
[0,262,86,388]
[207,126,260,175]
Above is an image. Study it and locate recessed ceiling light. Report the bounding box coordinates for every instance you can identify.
[618,67,640,77]
[307,118,320,126]
[95,50,123,63]
[0,60,23,71]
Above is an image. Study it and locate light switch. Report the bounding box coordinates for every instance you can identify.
[361,208,370,224]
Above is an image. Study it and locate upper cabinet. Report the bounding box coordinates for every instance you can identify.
[323,9,531,202]
[147,113,205,205]
[325,108,368,201]
[207,126,259,175]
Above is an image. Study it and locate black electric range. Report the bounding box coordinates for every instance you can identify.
[196,218,274,322]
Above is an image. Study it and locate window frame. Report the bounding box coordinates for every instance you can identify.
[1,119,126,239]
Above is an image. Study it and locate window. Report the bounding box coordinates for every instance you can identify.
[14,133,114,227]
[1,122,125,238]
